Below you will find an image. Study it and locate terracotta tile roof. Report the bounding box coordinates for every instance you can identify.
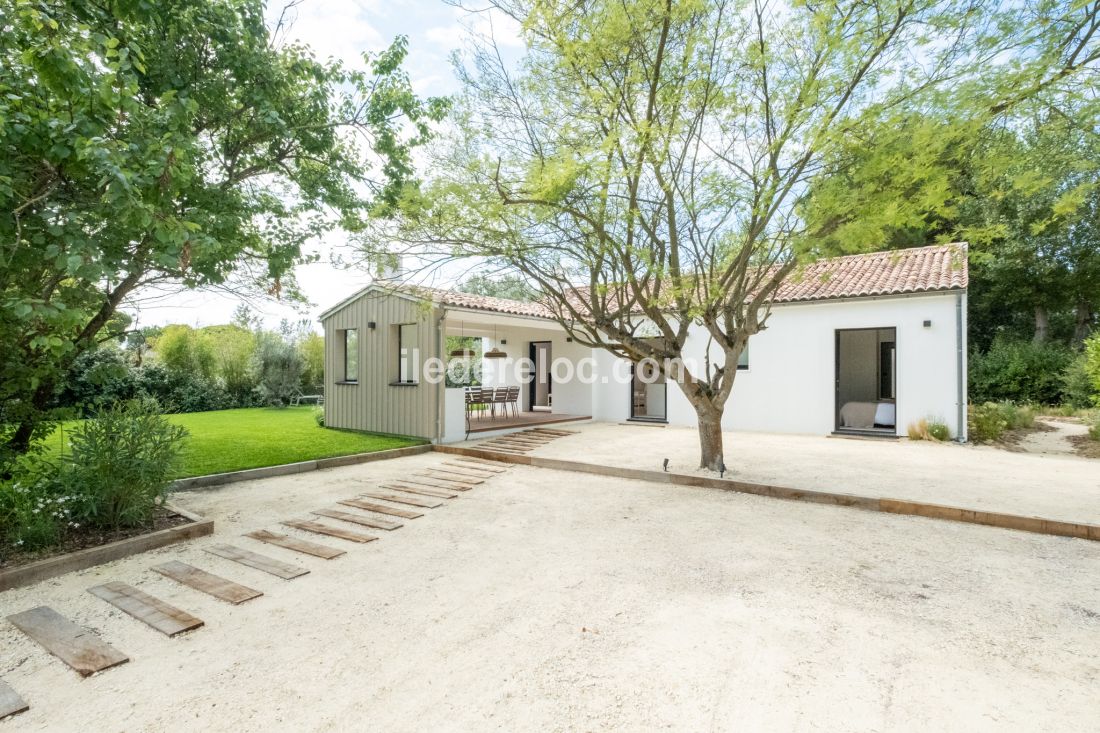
[325,243,967,321]
[773,243,967,303]
[411,286,556,319]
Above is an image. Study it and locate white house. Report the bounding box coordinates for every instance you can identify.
[319,243,968,442]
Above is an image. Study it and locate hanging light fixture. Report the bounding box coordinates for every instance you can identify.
[449,321,476,359]
[483,321,507,359]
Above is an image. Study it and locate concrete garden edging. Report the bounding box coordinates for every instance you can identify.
[433,445,1100,542]
[0,505,213,592]
[171,443,432,491]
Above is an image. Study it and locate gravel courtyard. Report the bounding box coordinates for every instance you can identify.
[1,451,1097,731]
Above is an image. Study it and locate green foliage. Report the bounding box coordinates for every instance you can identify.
[1085,335,1100,402]
[968,403,1010,443]
[0,0,446,465]
[62,400,188,531]
[1061,353,1097,409]
[299,334,325,389]
[997,402,1036,430]
[313,407,325,428]
[969,337,1073,405]
[55,348,139,413]
[134,365,233,413]
[154,326,217,380]
[0,461,78,552]
[458,273,536,301]
[253,333,304,407]
[907,417,950,441]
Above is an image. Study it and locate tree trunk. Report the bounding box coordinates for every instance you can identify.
[696,407,725,472]
[1072,300,1094,346]
[1033,305,1050,344]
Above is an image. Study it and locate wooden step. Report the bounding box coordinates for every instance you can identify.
[422,468,487,482]
[416,471,482,486]
[282,520,378,544]
[244,529,345,559]
[204,544,309,580]
[452,456,511,468]
[337,498,423,520]
[0,679,28,721]
[360,490,443,509]
[404,476,473,492]
[152,561,263,605]
[88,581,204,637]
[6,606,129,677]
[312,507,402,531]
[381,482,457,499]
[446,459,507,472]
[441,461,503,474]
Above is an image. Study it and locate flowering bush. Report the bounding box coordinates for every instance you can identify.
[0,465,80,552]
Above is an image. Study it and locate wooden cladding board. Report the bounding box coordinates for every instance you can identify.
[204,544,309,580]
[87,581,204,637]
[6,606,129,677]
[244,530,345,559]
[282,520,378,544]
[338,498,423,520]
[360,490,443,509]
[311,508,402,531]
[0,679,28,721]
[381,482,457,499]
[153,561,263,605]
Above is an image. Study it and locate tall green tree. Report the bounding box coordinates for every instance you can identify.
[383,0,1065,470]
[0,0,447,465]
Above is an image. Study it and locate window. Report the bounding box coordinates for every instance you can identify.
[396,323,419,384]
[341,329,358,383]
[737,343,749,370]
[879,340,896,399]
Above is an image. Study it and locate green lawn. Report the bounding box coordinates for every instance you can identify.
[42,407,425,479]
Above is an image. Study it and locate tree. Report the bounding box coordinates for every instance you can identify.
[458,272,536,301]
[0,0,447,466]
[385,0,1030,470]
[253,331,303,406]
[152,325,217,380]
[298,333,325,389]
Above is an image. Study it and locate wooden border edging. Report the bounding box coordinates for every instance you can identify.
[0,505,213,592]
[433,445,1100,542]
[171,444,432,491]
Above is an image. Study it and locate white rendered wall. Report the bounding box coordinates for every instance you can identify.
[592,292,967,438]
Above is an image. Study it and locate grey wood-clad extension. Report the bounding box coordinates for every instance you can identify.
[322,287,441,439]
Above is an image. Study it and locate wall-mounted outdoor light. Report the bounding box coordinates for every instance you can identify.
[367,321,376,330]
[923,320,932,328]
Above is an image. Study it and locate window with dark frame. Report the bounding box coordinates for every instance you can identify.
[343,328,358,383]
[397,323,419,384]
[879,340,896,399]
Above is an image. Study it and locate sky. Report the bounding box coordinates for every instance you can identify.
[128,0,523,332]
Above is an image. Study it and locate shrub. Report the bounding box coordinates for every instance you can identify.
[968,402,1009,442]
[313,407,325,427]
[135,364,232,413]
[253,333,303,406]
[54,347,138,415]
[997,401,1036,430]
[63,400,188,531]
[908,418,951,441]
[969,337,1073,405]
[1060,354,1096,409]
[1085,334,1100,404]
[0,463,78,552]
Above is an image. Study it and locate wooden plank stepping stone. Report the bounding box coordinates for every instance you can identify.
[446,459,506,472]
[407,471,470,488]
[205,544,309,580]
[153,561,263,605]
[338,498,423,520]
[282,520,378,544]
[418,470,483,484]
[88,581,204,637]
[381,482,457,499]
[244,529,345,559]
[527,427,575,435]
[360,490,443,509]
[0,679,28,721]
[481,441,533,451]
[425,467,489,480]
[312,507,402,531]
[6,606,129,677]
